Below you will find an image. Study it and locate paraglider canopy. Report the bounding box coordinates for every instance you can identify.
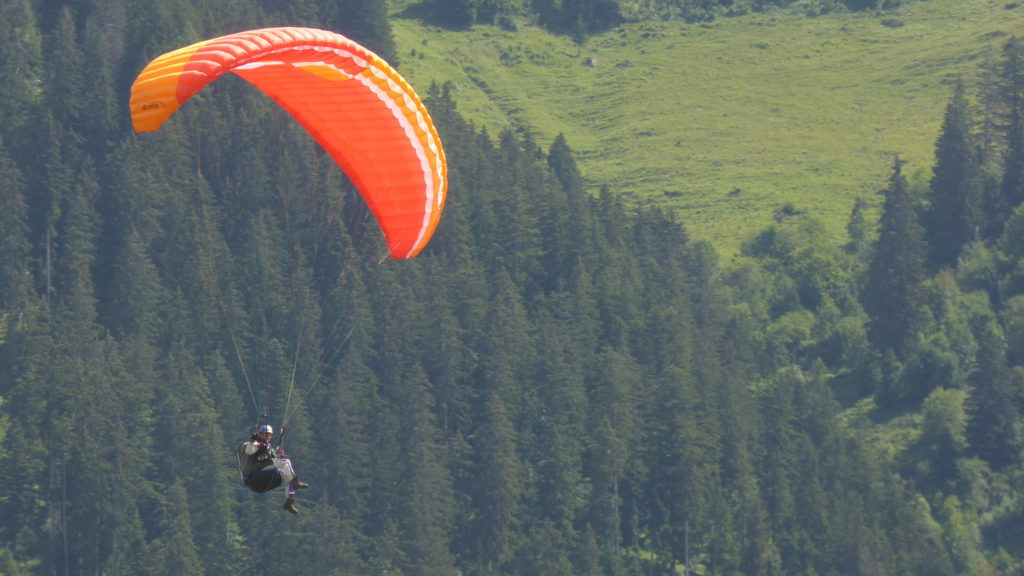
[130,27,446,259]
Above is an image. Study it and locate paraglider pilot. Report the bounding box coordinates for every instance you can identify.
[238,424,308,514]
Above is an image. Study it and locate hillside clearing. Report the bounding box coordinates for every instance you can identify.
[392,0,1024,255]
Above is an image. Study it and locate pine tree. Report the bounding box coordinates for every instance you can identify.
[479,269,535,413]
[927,81,983,269]
[531,316,587,530]
[420,285,473,439]
[845,196,874,263]
[0,298,52,567]
[0,0,42,141]
[279,494,362,574]
[105,227,164,341]
[30,113,74,305]
[155,325,239,572]
[422,0,478,28]
[394,362,457,575]
[315,273,376,525]
[585,346,640,555]
[471,390,524,571]
[0,138,32,309]
[53,158,101,323]
[540,133,595,292]
[147,483,205,576]
[488,129,544,288]
[559,0,621,34]
[966,322,1023,470]
[548,133,584,195]
[642,364,711,571]
[864,158,928,358]
[573,524,607,576]
[45,8,86,134]
[998,202,1024,263]
[512,519,574,574]
[1000,38,1024,216]
[591,189,640,349]
[1003,94,1024,212]
[79,15,119,156]
[319,358,375,511]
[586,416,628,552]
[978,37,1024,238]
[328,0,398,63]
[36,307,149,575]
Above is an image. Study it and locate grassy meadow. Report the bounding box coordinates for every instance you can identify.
[390,0,1024,256]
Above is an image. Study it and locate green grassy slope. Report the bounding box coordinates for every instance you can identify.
[391,0,1024,255]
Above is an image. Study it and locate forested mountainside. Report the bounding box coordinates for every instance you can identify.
[2,0,1024,575]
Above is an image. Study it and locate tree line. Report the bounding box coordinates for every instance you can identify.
[419,0,902,35]
[1,0,1024,574]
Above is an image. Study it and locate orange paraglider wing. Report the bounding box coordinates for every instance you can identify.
[130,27,446,259]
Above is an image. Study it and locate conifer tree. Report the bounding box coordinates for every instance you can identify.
[280,495,362,574]
[31,113,74,303]
[1000,38,1024,218]
[328,0,398,63]
[318,334,376,528]
[155,323,240,571]
[586,346,641,556]
[927,81,983,269]
[548,134,585,196]
[53,159,101,323]
[591,188,640,348]
[105,227,164,341]
[147,483,205,576]
[489,129,544,287]
[573,524,607,576]
[479,270,535,413]
[0,317,51,569]
[0,138,31,309]
[394,362,457,575]
[178,178,240,348]
[541,134,596,292]
[472,390,524,571]
[586,415,627,552]
[759,367,802,571]
[846,196,874,261]
[420,286,473,438]
[0,0,42,142]
[512,519,574,574]
[642,364,710,571]
[237,211,292,361]
[45,8,86,134]
[38,307,149,575]
[80,16,119,156]
[966,322,1023,470]
[1003,95,1024,213]
[422,0,478,28]
[998,202,1024,264]
[351,270,424,566]
[531,317,587,530]
[864,158,927,358]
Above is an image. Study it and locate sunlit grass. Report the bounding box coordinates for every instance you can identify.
[392,0,1024,256]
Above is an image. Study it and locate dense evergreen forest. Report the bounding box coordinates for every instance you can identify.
[2,0,1024,574]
